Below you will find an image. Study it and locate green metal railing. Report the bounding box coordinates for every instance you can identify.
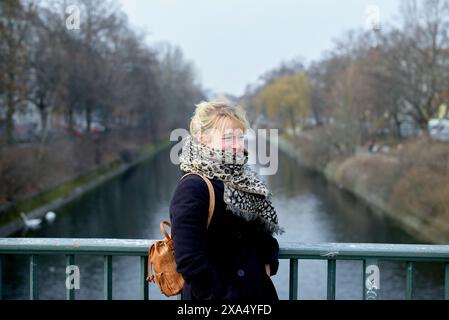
[281,242,449,300]
[1,238,449,300]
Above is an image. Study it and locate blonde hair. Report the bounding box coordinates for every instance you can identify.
[189,99,250,137]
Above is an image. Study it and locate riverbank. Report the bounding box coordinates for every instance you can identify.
[0,138,171,237]
[276,132,449,244]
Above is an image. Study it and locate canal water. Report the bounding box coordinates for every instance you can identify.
[2,144,445,300]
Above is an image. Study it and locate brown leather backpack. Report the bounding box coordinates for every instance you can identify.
[146,172,215,297]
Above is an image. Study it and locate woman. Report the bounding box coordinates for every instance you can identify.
[169,100,284,300]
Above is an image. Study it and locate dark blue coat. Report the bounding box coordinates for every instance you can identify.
[169,172,280,300]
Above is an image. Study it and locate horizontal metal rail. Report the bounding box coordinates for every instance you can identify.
[1,238,449,300]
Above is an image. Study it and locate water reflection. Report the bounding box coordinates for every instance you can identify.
[265,149,443,299]
[2,145,444,299]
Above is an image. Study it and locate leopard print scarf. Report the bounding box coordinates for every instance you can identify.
[179,135,284,236]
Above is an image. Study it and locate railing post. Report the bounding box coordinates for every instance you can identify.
[363,259,379,300]
[0,255,3,300]
[2,239,449,300]
[104,255,112,300]
[66,254,76,300]
[445,262,449,300]
[140,256,149,300]
[406,261,415,300]
[29,254,38,300]
[289,259,298,300]
[327,259,336,300]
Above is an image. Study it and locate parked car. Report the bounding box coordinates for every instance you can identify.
[428,118,449,141]
[70,121,105,135]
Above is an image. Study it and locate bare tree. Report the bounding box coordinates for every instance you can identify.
[379,0,449,129]
[0,0,37,145]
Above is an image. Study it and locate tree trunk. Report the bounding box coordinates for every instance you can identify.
[392,113,402,139]
[86,107,91,134]
[289,107,297,137]
[67,107,74,132]
[39,109,48,143]
[6,88,15,145]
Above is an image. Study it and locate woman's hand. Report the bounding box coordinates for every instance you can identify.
[265,263,271,277]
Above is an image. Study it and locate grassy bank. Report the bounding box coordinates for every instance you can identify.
[0,138,171,236]
[280,130,449,244]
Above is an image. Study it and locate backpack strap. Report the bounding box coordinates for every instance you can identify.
[180,172,215,227]
[147,244,156,282]
[146,173,216,283]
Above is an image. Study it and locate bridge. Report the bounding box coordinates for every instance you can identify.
[1,238,449,300]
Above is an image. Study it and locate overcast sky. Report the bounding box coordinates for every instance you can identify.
[119,0,402,97]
